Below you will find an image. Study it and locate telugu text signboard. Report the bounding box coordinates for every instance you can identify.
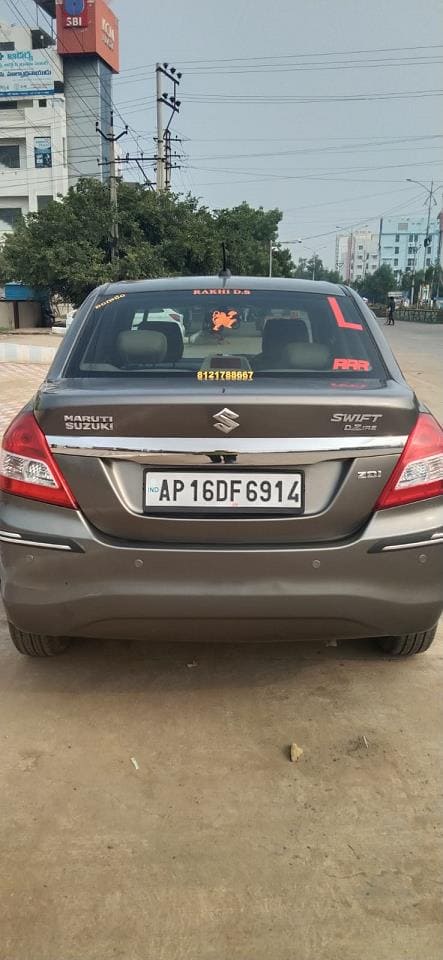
[0,49,54,99]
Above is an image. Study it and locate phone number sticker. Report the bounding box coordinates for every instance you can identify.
[197,370,253,381]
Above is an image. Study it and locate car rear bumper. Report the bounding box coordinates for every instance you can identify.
[1,495,442,641]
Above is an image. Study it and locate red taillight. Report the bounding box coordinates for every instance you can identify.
[0,411,77,509]
[376,413,443,509]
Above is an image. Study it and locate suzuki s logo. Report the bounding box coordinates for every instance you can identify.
[213,408,239,434]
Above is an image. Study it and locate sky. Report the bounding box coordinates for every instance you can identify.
[9,0,443,266]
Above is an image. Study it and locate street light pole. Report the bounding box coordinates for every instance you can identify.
[424,180,434,273]
[269,238,302,277]
[410,245,418,305]
[406,178,440,271]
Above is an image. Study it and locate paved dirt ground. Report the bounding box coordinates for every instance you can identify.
[0,320,442,960]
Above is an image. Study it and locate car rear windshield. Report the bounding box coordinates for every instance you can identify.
[66,288,385,380]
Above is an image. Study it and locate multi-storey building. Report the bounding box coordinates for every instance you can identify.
[0,19,67,237]
[335,227,379,282]
[379,215,441,283]
[0,1,120,241]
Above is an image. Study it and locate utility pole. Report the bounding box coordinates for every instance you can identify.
[312,254,317,280]
[156,64,165,192]
[109,113,119,256]
[96,112,128,261]
[164,129,171,191]
[406,178,440,273]
[424,179,434,273]
[155,63,182,192]
[346,231,354,283]
[410,245,419,305]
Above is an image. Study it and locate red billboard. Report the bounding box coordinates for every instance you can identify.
[56,0,119,74]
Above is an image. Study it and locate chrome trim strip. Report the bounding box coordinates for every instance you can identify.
[381,535,443,552]
[48,434,408,456]
[0,533,72,551]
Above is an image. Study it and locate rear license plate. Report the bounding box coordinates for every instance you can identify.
[144,472,304,511]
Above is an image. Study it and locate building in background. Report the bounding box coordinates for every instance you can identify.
[53,0,120,186]
[0,1,120,242]
[335,234,349,280]
[379,215,441,285]
[335,227,379,283]
[0,18,67,239]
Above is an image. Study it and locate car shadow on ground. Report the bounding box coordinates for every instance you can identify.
[1,619,414,699]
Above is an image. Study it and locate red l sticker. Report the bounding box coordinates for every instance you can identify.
[328,296,363,331]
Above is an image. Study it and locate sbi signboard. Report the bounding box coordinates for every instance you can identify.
[56,0,119,73]
[0,50,54,99]
[62,0,89,29]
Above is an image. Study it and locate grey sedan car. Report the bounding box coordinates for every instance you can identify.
[1,277,442,656]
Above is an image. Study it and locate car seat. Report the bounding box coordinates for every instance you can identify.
[117,330,168,366]
[137,320,184,361]
[254,317,310,369]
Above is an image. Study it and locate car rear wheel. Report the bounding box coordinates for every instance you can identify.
[8,622,71,657]
[377,626,437,657]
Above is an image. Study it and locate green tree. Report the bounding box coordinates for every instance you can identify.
[213,202,292,277]
[399,262,443,301]
[0,180,296,305]
[352,265,396,303]
[0,179,115,305]
[293,256,341,283]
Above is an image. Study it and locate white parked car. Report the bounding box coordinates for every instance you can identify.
[133,308,185,337]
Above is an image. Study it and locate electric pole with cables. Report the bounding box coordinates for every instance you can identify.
[96,112,128,260]
[155,63,183,191]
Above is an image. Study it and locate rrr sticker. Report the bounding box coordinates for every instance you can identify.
[333,358,371,371]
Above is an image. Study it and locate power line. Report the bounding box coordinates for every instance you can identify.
[188,141,443,163]
[115,42,443,76]
[299,191,428,243]
[181,88,443,104]
[187,158,443,187]
[115,55,443,84]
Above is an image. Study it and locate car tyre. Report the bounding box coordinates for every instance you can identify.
[8,622,71,657]
[377,625,437,657]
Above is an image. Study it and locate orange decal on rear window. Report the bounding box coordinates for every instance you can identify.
[333,358,371,371]
[212,310,238,332]
[328,296,363,331]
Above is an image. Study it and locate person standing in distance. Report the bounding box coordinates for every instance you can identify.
[386,296,395,326]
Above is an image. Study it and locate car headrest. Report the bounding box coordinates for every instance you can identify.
[137,320,184,362]
[282,343,332,370]
[117,330,168,365]
[262,317,309,358]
